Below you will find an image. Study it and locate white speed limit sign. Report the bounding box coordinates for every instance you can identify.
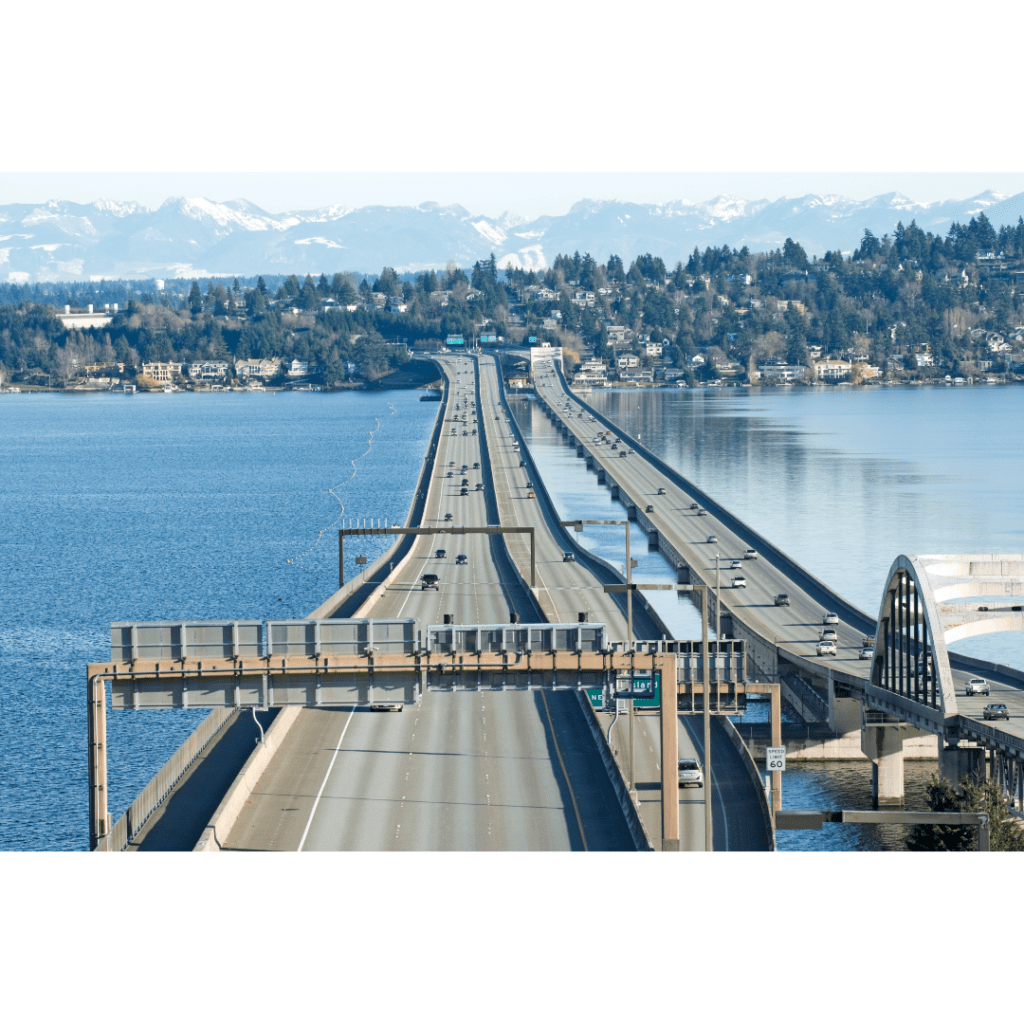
[766,746,786,771]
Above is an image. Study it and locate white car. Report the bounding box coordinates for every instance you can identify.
[732,576,747,588]
[817,640,837,656]
[678,758,704,788]
[965,678,990,696]
[820,627,838,642]
[729,559,742,569]
[822,612,839,625]
[743,548,757,559]
[707,535,718,544]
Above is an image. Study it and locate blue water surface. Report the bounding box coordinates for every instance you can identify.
[1,390,437,850]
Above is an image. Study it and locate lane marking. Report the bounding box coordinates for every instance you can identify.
[297,706,358,852]
[539,689,589,852]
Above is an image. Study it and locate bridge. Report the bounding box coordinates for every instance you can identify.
[88,352,772,853]
[530,352,1024,813]
[86,349,1024,853]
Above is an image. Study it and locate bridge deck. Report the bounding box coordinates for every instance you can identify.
[532,358,1024,755]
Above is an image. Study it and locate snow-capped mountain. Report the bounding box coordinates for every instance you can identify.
[0,190,1017,283]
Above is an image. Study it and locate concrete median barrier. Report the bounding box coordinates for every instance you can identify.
[193,706,302,852]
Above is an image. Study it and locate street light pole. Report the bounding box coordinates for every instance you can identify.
[701,586,712,851]
[715,552,721,639]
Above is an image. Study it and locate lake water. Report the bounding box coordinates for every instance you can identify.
[4,382,1020,851]
[0,391,438,850]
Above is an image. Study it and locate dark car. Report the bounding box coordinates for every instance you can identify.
[421,574,439,590]
[455,554,468,565]
[473,462,480,469]
[983,703,1010,720]
[460,487,468,495]
[689,502,699,510]
[563,552,575,562]
[435,549,447,558]
[444,512,453,521]
[775,594,790,606]
[645,504,654,513]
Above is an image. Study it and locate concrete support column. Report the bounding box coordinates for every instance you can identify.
[827,677,861,735]
[862,723,905,807]
[938,744,985,788]
[87,672,109,849]
[661,671,679,851]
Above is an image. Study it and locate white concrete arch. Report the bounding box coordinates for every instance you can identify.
[872,554,1024,718]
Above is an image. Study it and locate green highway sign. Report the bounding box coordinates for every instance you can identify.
[585,687,604,710]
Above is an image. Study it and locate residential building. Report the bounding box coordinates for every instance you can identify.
[756,364,807,381]
[140,362,182,382]
[645,341,663,358]
[287,360,314,377]
[236,359,282,381]
[606,325,627,345]
[816,360,852,381]
[188,361,230,381]
[616,354,640,371]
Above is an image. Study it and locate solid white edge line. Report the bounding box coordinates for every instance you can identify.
[297,705,358,852]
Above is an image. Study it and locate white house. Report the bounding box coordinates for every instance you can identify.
[189,361,230,381]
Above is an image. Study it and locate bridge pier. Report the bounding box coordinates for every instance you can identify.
[938,744,985,788]
[861,718,905,806]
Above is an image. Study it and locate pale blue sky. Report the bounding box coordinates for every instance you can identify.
[2,172,1022,221]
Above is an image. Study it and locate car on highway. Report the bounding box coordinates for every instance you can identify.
[461,465,468,472]
[983,703,1009,720]
[689,502,699,509]
[743,549,757,559]
[822,612,839,625]
[456,554,468,565]
[475,482,484,490]
[730,559,742,569]
[678,758,704,788]
[697,508,707,516]
[657,487,666,495]
[732,576,747,588]
[645,504,654,513]
[473,462,480,469]
[462,430,468,435]
[563,552,575,562]
[444,512,453,521]
[449,461,455,467]
[817,640,837,656]
[421,574,439,590]
[526,491,536,499]
[707,535,718,544]
[446,471,453,477]
[460,487,469,495]
[435,549,447,558]
[775,594,790,606]
[859,644,874,660]
[519,460,526,467]
[966,678,990,696]
[461,478,469,486]
[618,451,627,457]
[370,703,403,712]
[820,627,838,642]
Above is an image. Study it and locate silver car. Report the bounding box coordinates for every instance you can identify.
[965,678,990,696]
[678,758,704,788]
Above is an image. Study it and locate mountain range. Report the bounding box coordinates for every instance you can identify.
[2,190,1022,283]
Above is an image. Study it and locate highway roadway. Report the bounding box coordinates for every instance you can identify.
[223,354,641,851]
[530,356,1024,743]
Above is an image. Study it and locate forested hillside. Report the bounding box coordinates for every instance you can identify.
[2,212,1022,388]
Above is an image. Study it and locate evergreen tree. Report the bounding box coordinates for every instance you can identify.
[188,281,203,315]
